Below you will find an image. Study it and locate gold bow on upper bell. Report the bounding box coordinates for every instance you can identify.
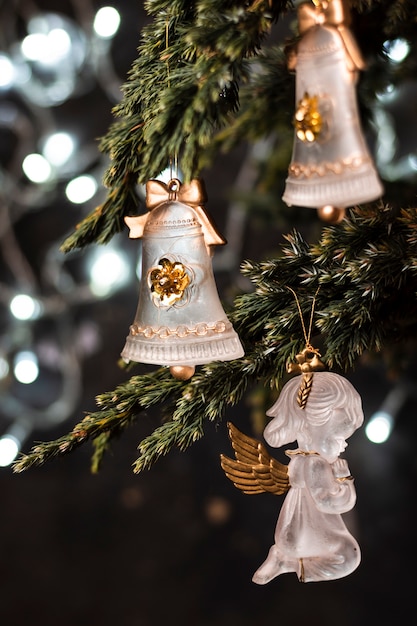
[124,177,226,246]
[145,178,207,210]
[289,0,365,73]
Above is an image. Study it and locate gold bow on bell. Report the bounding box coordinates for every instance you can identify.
[145,178,207,210]
[124,177,226,246]
[290,0,365,73]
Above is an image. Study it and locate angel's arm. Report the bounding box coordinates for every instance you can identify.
[305,456,357,514]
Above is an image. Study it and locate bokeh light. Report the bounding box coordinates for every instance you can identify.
[22,154,52,183]
[89,249,130,297]
[10,294,41,320]
[13,351,39,385]
[65,175,98,204]
[365,412,393,444]
[93,7,121,39]
[43,132,76,167]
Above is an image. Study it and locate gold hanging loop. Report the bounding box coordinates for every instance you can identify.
[286,286,325,408]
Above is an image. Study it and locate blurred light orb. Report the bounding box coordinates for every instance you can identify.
[89,249,130,297]
[375,83,396,103]
[43,132,75,167]
[21,29,71,64]
[10,294,41,320]
[0,356,9,379]
[0,54,14,88]
[13,351,39,385]
[22,153,52,183]
[365,412,393,444]
[21,33,46,61]
[94,7,121,38]
[23,15,81,65]
[13,13,87,106]
[384,38,410,63]
[0,435,20,467]
[408,155,417,171]
[65,175,98,204]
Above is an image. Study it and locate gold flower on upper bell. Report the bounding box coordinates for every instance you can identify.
[149,258,190,306]
[294,92,322,143]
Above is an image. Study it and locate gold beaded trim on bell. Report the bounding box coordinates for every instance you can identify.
[289,155,371,179]
[129,320,230,339]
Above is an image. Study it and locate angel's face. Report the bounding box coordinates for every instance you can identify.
[300,408,356,463]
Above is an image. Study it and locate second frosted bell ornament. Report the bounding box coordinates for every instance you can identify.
[282,0,383,223]
[121,178,244,380]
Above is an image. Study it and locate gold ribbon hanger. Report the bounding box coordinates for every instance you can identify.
[286,285,325,409]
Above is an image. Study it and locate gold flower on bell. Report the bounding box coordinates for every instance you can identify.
[294,92,322,143]
[149,257,190,306]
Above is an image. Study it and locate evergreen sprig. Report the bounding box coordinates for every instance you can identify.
[14,206,417,474]
[62,0,292,253]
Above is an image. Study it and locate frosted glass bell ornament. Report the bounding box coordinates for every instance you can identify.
[283,0,383,222]
[121,178,244,380]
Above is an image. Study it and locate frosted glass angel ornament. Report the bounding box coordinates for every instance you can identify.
[221,347,364,583]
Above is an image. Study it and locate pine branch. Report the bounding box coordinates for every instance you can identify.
[14,205,417,474]
[13,369,184,472]
[60,0,292,252]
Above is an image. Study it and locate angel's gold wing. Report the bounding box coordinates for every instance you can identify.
[220,422,289,495]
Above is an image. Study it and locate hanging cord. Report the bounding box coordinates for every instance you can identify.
[285,285,323,409]
[165,18,179,181]
[286,285,321,351]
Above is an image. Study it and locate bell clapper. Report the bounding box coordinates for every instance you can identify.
[169,365,196,380]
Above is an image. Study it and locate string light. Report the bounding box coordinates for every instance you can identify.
[42,132,76,167]
[21,31,71,64]
[22,154,52,184]
[0,435,20,467]
[384,38,410,63]
[0,423,31,467]
[65,175,98,203]
[365,413,393,444]
[0,356,9,379]
[0,54,14,89]
[89,248,130,297]
[10,294,41,320]
[93,7,121,39]
[365,386,407,444]
[13,351,39,385]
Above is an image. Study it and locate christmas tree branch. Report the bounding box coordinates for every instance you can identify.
[14,205,417,474]
[61,0,292,253]
[59,0,417,253]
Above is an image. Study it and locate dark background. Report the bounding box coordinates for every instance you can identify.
[0,2,416,625]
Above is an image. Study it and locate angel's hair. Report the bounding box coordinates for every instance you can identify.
[263,372,364,448]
